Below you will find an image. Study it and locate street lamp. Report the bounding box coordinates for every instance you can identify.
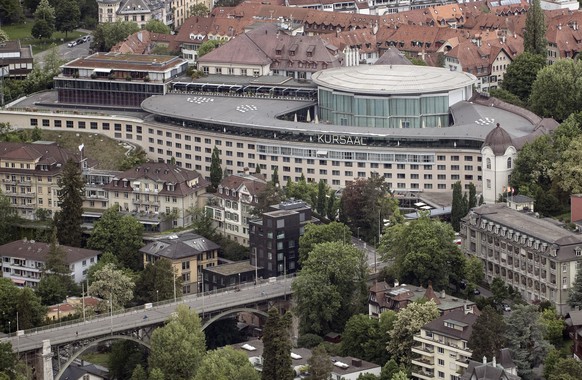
[156,289,159,303]
[8,320,10,334]
[357,227,360,240]
[238,273,241,287]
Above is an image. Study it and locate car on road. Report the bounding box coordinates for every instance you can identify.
[473,288,481,295]
[82,35,91,42]
[502,304,511,312]
[67,40,77,47]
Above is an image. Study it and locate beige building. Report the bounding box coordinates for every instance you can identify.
[205,173,267,246]
[461,204,582,315]
[140,232,219,294]
[411,308,478,380]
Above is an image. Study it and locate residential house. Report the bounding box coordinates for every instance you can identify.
[110,30,180,55]
[461,349,520,380]
[249,199,319,278]
[0,239,101,288]
[104,162,208,231]
[0,40,33,80]
[47,296,101,321]
[0,141,82,220]
[59,364,109,380]
[411,308,479,380]
[55,52,188,108]
[197,23,343,80]
[460,203,582,315]
[201,261,262,291]
[96,0,166,27]
[369,281,476,317]
[565,310,582,360]
[233,339,381,379]
[205,172,267,246]
[285,0,371,15]
[140,232,220,294]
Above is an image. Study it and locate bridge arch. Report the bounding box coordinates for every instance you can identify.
[202,308,269,331]
[55,335,151,380]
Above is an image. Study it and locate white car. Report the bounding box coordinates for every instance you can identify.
[67,41,77,48]
[502,304,511,312]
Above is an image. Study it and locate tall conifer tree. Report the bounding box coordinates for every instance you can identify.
[54,158,84,247]
[524,0,547,56]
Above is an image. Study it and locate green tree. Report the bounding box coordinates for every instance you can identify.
[0,29,8,43]
[501,52,546,102]
[380,359,404,380]
[189,207,218,240]
[569,267,582,310]
[144,19,171,34]
[316,179,326,216]
[252,182,284,216]
[308,345,333,380]
[109,341,147,380]
[208,146,222,193]
[387,300,439,365]
[54,0,79,37]
[91,21,140,52]
[134,258,181,305]
[530,59,582,122]
[468,306,507,361]
[391,371,409,380]
[490,277,509,307]
[189,3,209,16]
[149,305,206,380]
[0,191,18,245]
[0,0,24,24]
[54,158,84,247]
[148,368,165,380]
[119,148,148,171]
[298,222,351,264]
[88,263,135,310]
[271,166,279,187]
[505,304,550,379]
[86,252,120,285]
[539,308,564,346]
[197,40,221,58]
[553,136,582,194]
[87,206,144,270]
[451,181,466,232]
[379,214,460,290]
[293,242,368,335]
[261,308,293,380]
[285,173,318,206]
[546,357,582,380]
[326,189,338,220]
[468,182,477,210]
[341,313,392,365]
[194,346,259,380]
[463,256,484,290]
[130,364,147,380]
[523,0,547,56]
[31,0,55,39]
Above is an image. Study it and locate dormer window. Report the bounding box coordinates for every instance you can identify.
[576,247,582,257]
[289,44,298,56]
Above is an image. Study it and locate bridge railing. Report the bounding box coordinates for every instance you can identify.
[5,273,295,337]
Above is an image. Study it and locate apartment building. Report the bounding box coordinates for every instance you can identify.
[460,204,582,315]
[0,141,82,220]
[0,40,33,80]
[249,200,319,278]
[140,232,219,294]
[411,308,478,380]
[205,172,267,246]
[0,239,100,288]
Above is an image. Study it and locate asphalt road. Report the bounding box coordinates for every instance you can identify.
[34,33,91,67]
[2,277,294,353]
[351,236,390,274]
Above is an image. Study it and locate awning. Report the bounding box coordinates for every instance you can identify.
[11,278,25,285]
[93,68,112,73]
[316,150,328,156]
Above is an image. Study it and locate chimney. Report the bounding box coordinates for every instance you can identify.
[493,356,497,367]
[440,290,446,299]
[394,279,399,287]
[352,359,362,367]
[483,356,487,364]
[137,31,143,42]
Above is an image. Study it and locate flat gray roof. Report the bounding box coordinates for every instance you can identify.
[311,65,477,94]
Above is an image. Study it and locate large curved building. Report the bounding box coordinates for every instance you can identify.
[312,65,476,128]
[0,64,555,202]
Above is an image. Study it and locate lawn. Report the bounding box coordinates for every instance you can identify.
[3,20,85,54]
[39,130,130,171]
[79,351,110,367]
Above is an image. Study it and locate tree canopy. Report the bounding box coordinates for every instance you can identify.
[31,0,55,39]
[54,0,80,37]
[209,146,222,193]
[261,308,293,380]
[468,305,507,361]
[91,21,140,52]
[88,263,135,310]
[298,222,351,264]
[197,40,222,58]
[501,52,546,102]
[144,19,171,34]
[0,0,24,24]
[54,159,84,247]
[292,241,368,335]
[523,0,547,56]
[0,191,19,245]
[308,345,333,380]
[569,266,582,310]
[341,312,395,365]
[194,346,259,380]
[134,258,181,305]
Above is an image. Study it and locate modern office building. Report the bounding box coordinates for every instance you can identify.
[249,199,318,278]
[460,204,582,315]
[202,261,262,291]
[411,308,478,380]
[0,239,100,287]
[140,232,220,294]
[205,172,267,246]
[55,53,188,108]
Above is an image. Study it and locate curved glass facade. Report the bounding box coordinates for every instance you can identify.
[318,89,449,128]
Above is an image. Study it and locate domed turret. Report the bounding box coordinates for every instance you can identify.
[482,123,513,155]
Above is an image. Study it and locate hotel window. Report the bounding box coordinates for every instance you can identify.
[486,158,491,169]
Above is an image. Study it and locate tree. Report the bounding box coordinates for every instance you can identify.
[261,308,293,380]
[501,52,546,102]
[88,263,135,310]
[505,304,550,379]
[468,306,507,361]
[341,313,391,365]
[463,256,484,290]
[252,182,284,216]
[0,30,8,43]
[490,277,509,307]
[194,346,259,380]
[149,305,206,380]
[308,345,333,380]
[468,182,477,210]
[316,180,326,216]
[539,308,564,346]
[387,300,439,365]
[298,222,351,264]
[31,0,55,40]
[451,181,466,232]
[54,159,84,247]
[553,136,582,194]
[130,364,147,380]
[523,0,547,56]
[198,40,222,58]
[0,279,46,332]
[134,258,181,305]
[293,242,368,335]
[208,146,222,193]
[326,189,338,220]
[271,166,279,187]
[546,358,582,380]
[189,3,209,16]
[0,0,24,24]
[91,21,140,52]
[379,214,460,290]
[87,206,144,270]
[391,371,409,380]
[381,359,404,380]
[0,192,18,245]
[569,267,582,310]
[530,59,582,122]
[55,0,79,37]
[144,19,171,34]
[109,341,147,380]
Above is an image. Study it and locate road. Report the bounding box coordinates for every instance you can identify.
[34,31,91,67]
[2,277,294,353]
[351,236,390,274]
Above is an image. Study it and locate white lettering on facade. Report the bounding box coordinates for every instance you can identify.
[316,134,367,146]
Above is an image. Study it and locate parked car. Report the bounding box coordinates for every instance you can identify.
[67,40,77,47]
[82,35,91,42]
[76,38,84,45]
[502,304,511,312]
[473,288,481,295]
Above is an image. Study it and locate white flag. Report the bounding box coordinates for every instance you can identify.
[78,143,85,152]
